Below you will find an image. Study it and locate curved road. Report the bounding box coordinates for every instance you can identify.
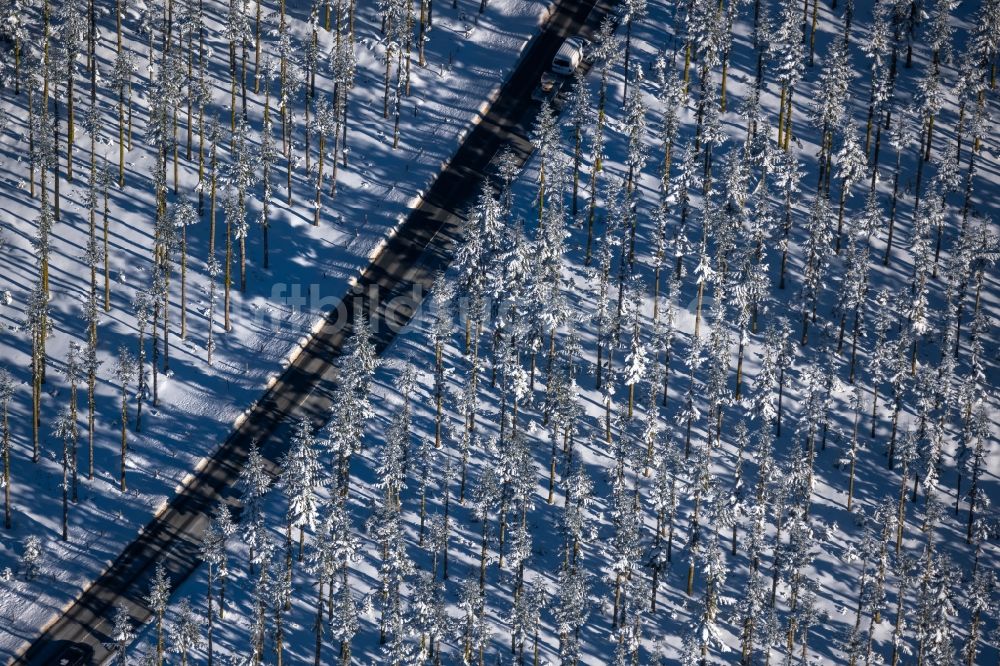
[13,0,614,662]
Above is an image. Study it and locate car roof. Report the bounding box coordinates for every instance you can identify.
[555,38,582,60]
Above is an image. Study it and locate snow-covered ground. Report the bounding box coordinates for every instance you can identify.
[0,0,557,660]
[119,0,1000,664]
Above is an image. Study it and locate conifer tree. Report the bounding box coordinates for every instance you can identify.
[114,346,137,491]
[147,560,172,666]
[328,313,379,497]
[167,598,202,666]
[107,602,135,666]
[238,440,272,574]
[199,503,233,664]
[0,367,12,529]
[281,418,323,563]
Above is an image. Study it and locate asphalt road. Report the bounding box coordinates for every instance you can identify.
[13,0,615,662]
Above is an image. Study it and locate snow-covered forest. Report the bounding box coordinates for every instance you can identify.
[2,0,1000,663]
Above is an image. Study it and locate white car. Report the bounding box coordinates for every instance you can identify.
[551,36,587,76]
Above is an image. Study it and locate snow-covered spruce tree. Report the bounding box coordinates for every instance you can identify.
[649,433,685,607]
[621,276,648,421]
[842,192,878,381]
[21,49,41,197]
[367,485,414,661]
[677,328,705,460]
[622,64,648,264]
[413,431,440,549]
[565,69,592,222]
[330,573,360,665]
[962,553,998,666]
[654,48,683,196]
[167,598,203,666]
[910,70,943,220]
[410,569,447,664]
[792,358,830,516]
[908,191,940,367]
[681,491,732,666]
[963,463,998,666]
[25,288,48,462]
[248,540,274,665]
[555,534,590,666]
[592,177,622,391]
[219,188,239,333]
[430,273,454,448]
[617,0,647,101]
[652,275,678,406]
[771,147,802,292]
[311,93,335,226]
[861,0,893,165]
[171,199,198,340]
[82,263,101,479]
[229,115,258,294]
[223,0,252,131]
[0,367,12,529]
[148,219,173,402]
[55,0,87,182]
[110,45,134,186]
[703,279,733,443]
[505,424,537,612]
[302,1,322,174]
[19,533,41,580]
[378,0,409,120]
[841,508,878,666]
[853,499,898,665]
[779,511,832,658]
[530,100,560,229]
[832,119,868,253]
[199,502,234,662]
[584,18,620,263]
[62,341,82,502]
[885,327,914,472]
[238,439,272,574]
[613,569,646,665]
[328,0,357,192]
[308,495,358,665]
[471,440,501,591]
[883,107,915,266]
[132,289,154,432]
[270,537,293,666]
[512,575,547,665]
[327,312,379,497]
[545,320,582,497]
[106,602,135,666]
[606,431,641,627]
[378,366,414,514]
[798,193,833,345]
[256,56,277,267]
[913,496,959,665]
[281,418,323,565]
[0,0,27,90]
[731,457,770,663]
[561,452,594,567]
[767,0,804,152]
[54,407,75,541]
[113,346,137,491]
[422,509,450,585]
[963,400,992,544]
[147,559,172,666]
[887,546,918,666]
[532,242,565,356]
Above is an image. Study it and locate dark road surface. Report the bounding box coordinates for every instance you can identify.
[13,0,615,662]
